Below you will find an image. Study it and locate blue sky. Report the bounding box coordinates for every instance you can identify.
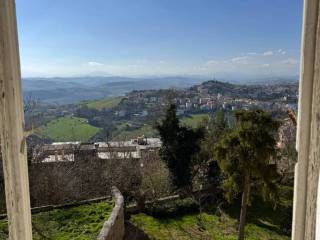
[16,0,303,78]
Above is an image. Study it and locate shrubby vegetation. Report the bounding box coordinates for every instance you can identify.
[148,104,293,240]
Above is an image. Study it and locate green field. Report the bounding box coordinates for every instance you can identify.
[112,124,158,141]
[86,96,123,110]
[37,116,101,142]
[111,114,210,140]
[0,201,113,240]
[181,114,209,128]
[131,212,289,240]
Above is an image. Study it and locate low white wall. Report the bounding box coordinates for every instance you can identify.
[97,186,125,240]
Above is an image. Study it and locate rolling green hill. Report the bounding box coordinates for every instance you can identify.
[37,116,101,142]
[85,96,123,110]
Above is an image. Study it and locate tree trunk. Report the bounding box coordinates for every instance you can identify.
[238,174,251,240]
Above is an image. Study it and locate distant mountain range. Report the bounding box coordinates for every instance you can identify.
[22,76,206,104]
[22,76,298,104]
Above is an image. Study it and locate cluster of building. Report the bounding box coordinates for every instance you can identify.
[32,137,161,163]
[125,86,298,117]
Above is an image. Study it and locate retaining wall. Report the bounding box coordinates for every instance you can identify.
[97,186,125,240]
[28,156,140,208]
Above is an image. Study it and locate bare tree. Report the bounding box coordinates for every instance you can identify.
[24,93,38,115]
[139,150,172,205]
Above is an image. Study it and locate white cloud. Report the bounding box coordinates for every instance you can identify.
[206,60,223,65]
[278,49,286,55]
[20,49,299,78]
[231,56,249,62]
[282,58,299,65]
[262,51,274,56]
[87,61,104,67]
[193,50,300,77]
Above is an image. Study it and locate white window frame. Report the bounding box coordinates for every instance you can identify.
[0,1,33,239]
[292,0,320,239]
[0,0,319,239]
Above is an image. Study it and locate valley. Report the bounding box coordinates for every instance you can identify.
[26,79,298,143]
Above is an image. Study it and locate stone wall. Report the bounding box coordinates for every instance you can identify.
[28,156,110,207]
[97,186,124,240]
[0,149,158,213]
[28,156,141,208]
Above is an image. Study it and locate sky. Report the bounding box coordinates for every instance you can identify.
[16,0,303,79]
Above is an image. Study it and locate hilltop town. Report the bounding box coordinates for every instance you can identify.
[24,80,299,144]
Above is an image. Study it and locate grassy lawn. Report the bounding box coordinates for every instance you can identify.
[0,201,113,240]
[37,116,101,142]
[181,114,209,128]
[131,188,292,240]
[131,212,289,240]
[86,96,123,110]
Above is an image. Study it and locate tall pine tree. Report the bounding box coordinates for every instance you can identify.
[214,109,280,240]
[156,104,204,191]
